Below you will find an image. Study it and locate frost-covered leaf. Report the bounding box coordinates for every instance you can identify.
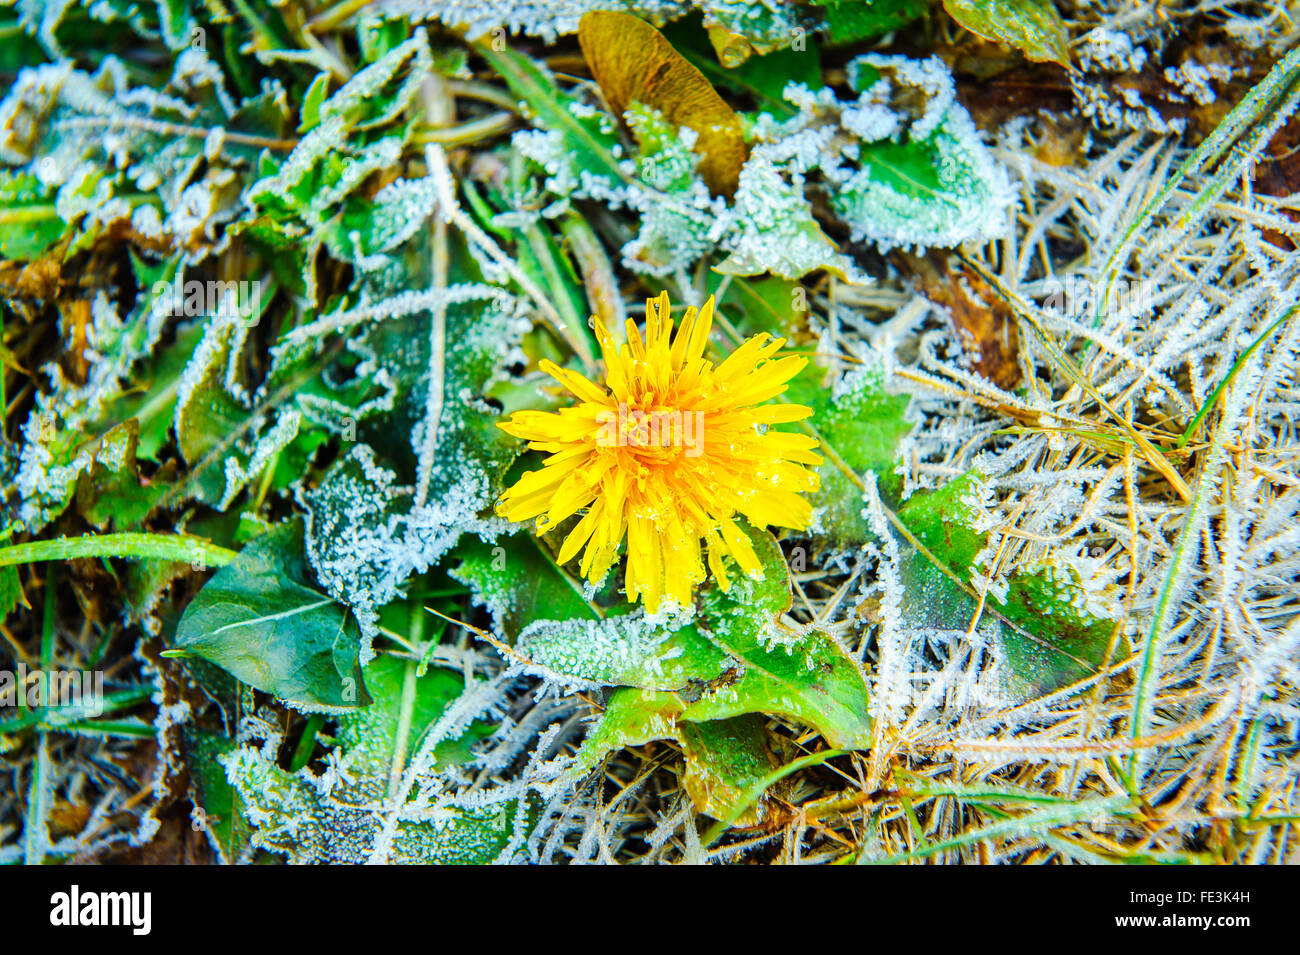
[752,55,1011,252]
[304,289,525,642]
[571,686,685,773]
[832,56,1011,250]
[620,102,718,276]
[943,0,1071,67]
[0,52,276,253]
[892,474,1116,696]
[89,313,206,462]
[477,522,873,748]
[452,533,596,640]
[184,727,254,865]
[792,358,914,544]
[322,172,440,269]
[170,289,392,509]
[695,0,804,58]
[174,520,371,711]
[315,31,431,131]
[678,529,873,748]
[452,530,732,688]
[238,33,430,298]
[224,653,522,864]
[482,46,629,200]
[73,419,171,530]
[718,149,863,281]
[172,307,303,508]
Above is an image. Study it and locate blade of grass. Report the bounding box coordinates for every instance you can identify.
[0,533,236,569]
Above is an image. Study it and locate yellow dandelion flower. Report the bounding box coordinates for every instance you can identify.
[497,292,823,612]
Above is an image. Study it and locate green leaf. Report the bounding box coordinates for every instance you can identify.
[73,419,171,531]
[815,0,927,46]
[679,715,775,825]
[172,309,303,508]
[835,121,1007,250]
[783,356,913,546]
[453,530,731,688]
[316,31,431,132]
[479,46,629,196]
[452,533,596,641]
[571,686,684,774]
[476,524,873,748]
[0,171,64,259]
[621,102,715,275]
[717,152,861,281]
[90,313,205,462]
[942,0,1071,67]
[339,653,493,772]
[894,474,1115,695]
[828,56,1011,251]
[0,565,27,621]
[224,652,524,863]
[184,727,254,865]
[712,273,808,339]
[573,694,779,824]
[297,72,331,133]
[678,530,873,749]
[174,520,371,711]
[303,285,525,638]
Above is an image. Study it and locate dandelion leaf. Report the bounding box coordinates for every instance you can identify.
[718,152,861,281]
[573,695,780,824]
[224,654,522,864]
[304,290,524,641]
[678,714,774,826]
[894,475,1116,696]
[183,727,254,865]
[173,519,371,711]
[680,529,873,749]
[452,531,730,688]
[73,419,171,530]
[571,686,685,774]
[452,533,597,641]
[787,359,914,545]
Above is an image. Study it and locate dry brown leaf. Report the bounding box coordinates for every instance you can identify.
[578,11,747,198]
[898,251,1022,390]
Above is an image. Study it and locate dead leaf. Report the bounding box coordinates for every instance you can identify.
[578,11,747,198]
[898,250,1022,390]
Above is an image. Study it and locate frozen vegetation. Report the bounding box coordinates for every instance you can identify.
[0,0,1297,864]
